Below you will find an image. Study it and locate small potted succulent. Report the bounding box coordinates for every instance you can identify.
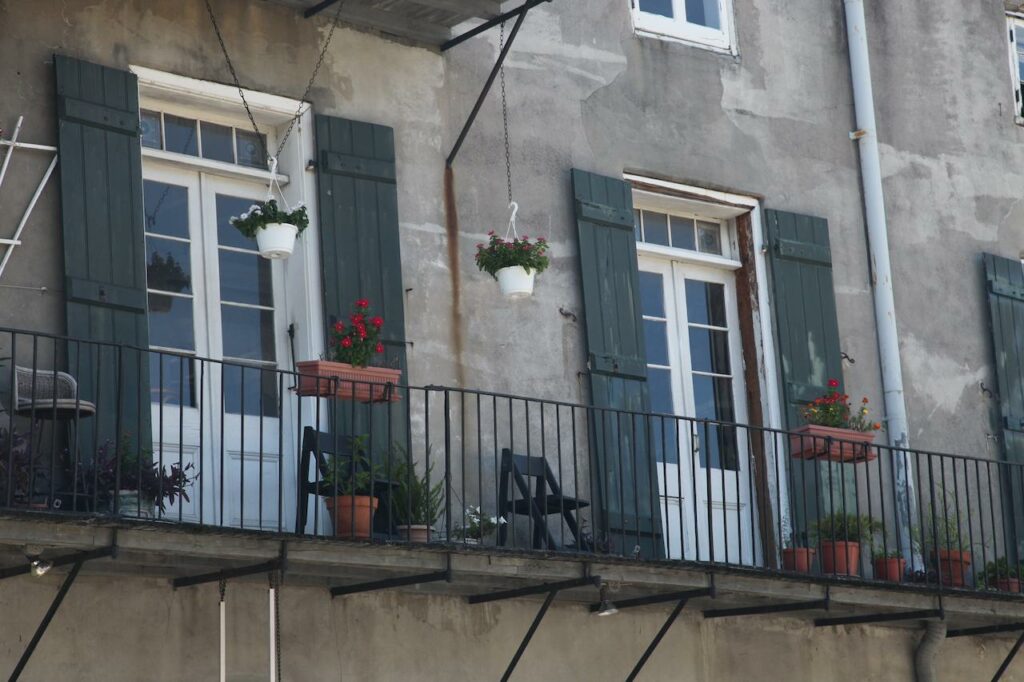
[390,446,444,543]
[229,199,309,260]
[474,231,550,299]
[812,512,881,577]
[452,506,506,545]
[296,299,402,402]
[321,435,380,540]
[790,379,882,462]
[980,557,1022,593]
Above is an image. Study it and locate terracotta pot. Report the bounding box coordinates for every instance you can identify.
[872,557,907,582]
[789,424,877,463]
[932,549,972,587]
[996,578,1021,593]
[325,495,379,539]
[397,524,431,543]
[295,360,402,402]
[782,547,816,572]
[820,540,862,576]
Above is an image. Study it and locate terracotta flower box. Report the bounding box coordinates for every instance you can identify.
[295,360,402,403]
[789,424,877,463]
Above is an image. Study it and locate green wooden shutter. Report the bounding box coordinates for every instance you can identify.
[572,168,663,559]
[984,253,1024,557]
[55,55,150,454]
[315,115,407,454]
[764,209,849,538]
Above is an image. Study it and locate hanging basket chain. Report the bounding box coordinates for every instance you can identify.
[270,571,282,680]
[499,21,513,207]
[203,0,345,166]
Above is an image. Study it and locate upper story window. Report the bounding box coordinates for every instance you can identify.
[1008,16,1024,121]
[632,0,735,52]
[140,109,269,169]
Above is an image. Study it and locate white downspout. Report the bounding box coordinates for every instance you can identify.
[842,0,917,551]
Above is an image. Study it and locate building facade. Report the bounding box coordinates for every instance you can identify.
[1,0,1024,679]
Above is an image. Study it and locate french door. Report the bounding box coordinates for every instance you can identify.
[143,162,294,529]
[639,256,756,564]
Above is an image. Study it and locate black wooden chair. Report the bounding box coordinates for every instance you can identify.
[497,448,589,550]
[296,426,398,537]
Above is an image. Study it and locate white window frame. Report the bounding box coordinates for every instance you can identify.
[1007,15,1024,125]
[631,0,736,54]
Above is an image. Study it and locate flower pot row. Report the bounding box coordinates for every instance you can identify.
[782,545,974,585]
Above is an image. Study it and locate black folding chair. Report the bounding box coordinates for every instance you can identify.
[497,448,589,550]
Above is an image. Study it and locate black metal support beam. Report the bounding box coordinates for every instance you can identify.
[992,630,1024,682]
[0,546,116,581]
[501,588,556,682]
[589,586,714,613]
[9,561,83,681]
[703,598,830,620]
[172,558,283,590]
[441,0,552,51]
[625,598,690,682]
[330,569,451,598]
[815,608,943,628]
[303,0,341,18]
[948,623,1024,638]
[467,575,600,605]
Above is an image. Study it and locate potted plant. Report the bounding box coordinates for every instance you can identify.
[790,379,882,462]
[80,438,196,517]
[871,549,907,582]
[390,448,444,543]
[296,299,402,402]
[0,429,33,505]
[812,512,881,576]
[474,231,550,299]
[980,557,1022,593]
[921,489,972,587]
[782,544,816,573]
[452,506,505,545]
[321,435,380,540]
[229,199,309,260]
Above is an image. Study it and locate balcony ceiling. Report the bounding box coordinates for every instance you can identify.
[267,0,502,46]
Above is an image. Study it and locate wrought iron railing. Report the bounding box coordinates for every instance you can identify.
[0,327,1022,596]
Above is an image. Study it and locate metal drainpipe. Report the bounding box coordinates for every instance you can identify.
[842,0,917,555]
[914,620,947,682]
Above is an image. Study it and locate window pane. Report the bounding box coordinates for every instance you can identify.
[201,121,235,164]
[670,216,696,250]
[140,110,162,149]
[648,367,674,414]
[639,271,665,318]
[149,353,196,407]
[685,280,726,327]
[236,130,268,169]
[216,194,259,250]
[146,237,192,295]
[696,221,722,254]
[693,375,738,470]
[164,114,198,156]
[644,319,670,366]
[219,250,273,306]
[685,0,720,28]
[144,181,189,239]
[148,294,195,351]
[643,211,669,246]
[639,0,673,17]
[652,414,680,464]
[223,363,279,417]
[689,328,731,374]
[222,305,276,362]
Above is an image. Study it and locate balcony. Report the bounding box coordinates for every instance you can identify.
[267,0,502,46]
[1,327,1023,635]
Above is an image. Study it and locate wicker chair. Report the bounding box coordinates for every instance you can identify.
[12,366,96,420]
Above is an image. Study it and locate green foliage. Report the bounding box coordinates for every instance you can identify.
[799,379,881,432]
[390,445,444,527]
[811,513,882,544]
[321,435,380,497]
[979,557,1024,589]
[326,299,386,368]
[474,233,550,279]
[917,486,966,551]
[229,199,309,239]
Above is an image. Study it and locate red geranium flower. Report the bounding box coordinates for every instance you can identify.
[828,378,839,388]
[370,316,384,328]
[340,337,353,348]
[355,298,369,309]
[334,321,344,332]
[375,342,384,354]
[351,313,365,324]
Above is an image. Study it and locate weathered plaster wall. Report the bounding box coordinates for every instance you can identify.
[0,573,1010,681]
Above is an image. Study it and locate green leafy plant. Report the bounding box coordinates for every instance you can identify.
[229,199,309,238]
[327,299,386,368]
[474,232,550,279]
[917,486,966,551]
[979,557,1023,589]
[452,506,506,541]
[800,379,881,432]
[321,435,380,497]
[390,446,444,527]
[811,513,882,544]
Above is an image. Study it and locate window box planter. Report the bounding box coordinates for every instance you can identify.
[295,360,401,403]
[496,266,536,299]
[933,549,972,587]
[255,222,298,260]
[325,494,379,540]
[872,557,907,582]
[820,540,862,576]
[781,547,816,572]
[789,424,877,463]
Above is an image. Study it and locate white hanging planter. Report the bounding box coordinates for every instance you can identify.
[496,266,535,299]
[256,222,299,260]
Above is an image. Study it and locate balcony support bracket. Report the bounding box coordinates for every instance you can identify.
[619,583,715,682]
[703,588,830,620]
[330,557,452,598]
[172,545,286,590]
[815,608,943,628]
[0,545,116,581]
[992,630,1024,681]
[947,624,1024,682]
